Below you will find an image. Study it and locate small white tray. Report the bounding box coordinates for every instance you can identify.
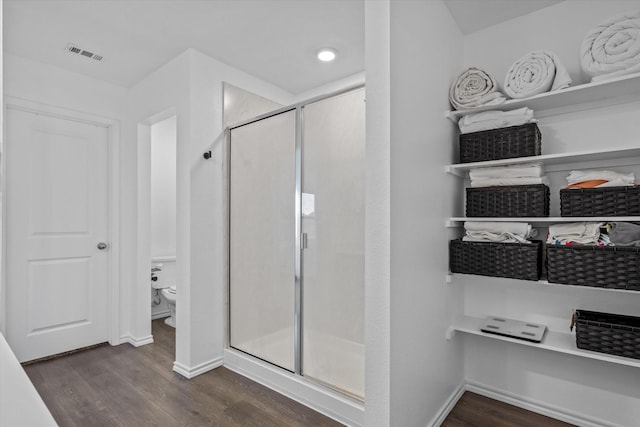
[480,316,547,343]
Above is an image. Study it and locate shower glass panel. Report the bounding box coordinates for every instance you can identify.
[229,110,296,371]
[301,89,365,399]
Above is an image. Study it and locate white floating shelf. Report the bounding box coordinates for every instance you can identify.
[453,315,640,369]
[445,146,640,177]
[447,273,640,295]
[446,216,640,227]
[444,71,640,122]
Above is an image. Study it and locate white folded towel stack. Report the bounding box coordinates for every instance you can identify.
[449,67,507,110]
[463,221,536,243]
[458,107,536,134]
[580,10,640,82]
[547,222,603,245]
[566,170,635,188]
[469,162,547,188]
[504,50,572,99]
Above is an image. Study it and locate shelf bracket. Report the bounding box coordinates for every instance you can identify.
[445,326,456,341]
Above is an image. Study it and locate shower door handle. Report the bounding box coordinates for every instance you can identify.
[301,233,308,250]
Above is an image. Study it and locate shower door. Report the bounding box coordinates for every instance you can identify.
[228,88,365,398]
[229,110,297,371]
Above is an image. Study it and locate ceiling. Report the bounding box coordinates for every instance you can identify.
[3,0,563,95]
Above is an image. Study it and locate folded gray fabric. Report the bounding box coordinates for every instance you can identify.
[609,222,640,246]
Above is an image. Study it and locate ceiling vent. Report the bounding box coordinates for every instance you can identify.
[65,43,103,62]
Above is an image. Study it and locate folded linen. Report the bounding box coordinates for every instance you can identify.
[504,50,572,99]
[463,221,536,243]
[449,67,507,110]
[580,10,640,82]
[469,162,544,180]
[470,176,548,188]
[566,170,635,186]
[547,222,603,245]
[608,222,640,246]
[458,107,536,134]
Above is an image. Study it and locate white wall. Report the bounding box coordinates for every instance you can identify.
[126,47,294,375]
[150,116,177,258]
[365,0,465,425]
[461,1,640,425]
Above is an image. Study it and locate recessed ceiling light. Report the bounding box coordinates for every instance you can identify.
[316,48,337,62]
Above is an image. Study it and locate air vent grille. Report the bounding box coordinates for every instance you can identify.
[65,43,104,62]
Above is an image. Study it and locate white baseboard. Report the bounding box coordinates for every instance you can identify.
[429,382,466,427]
[223,348,364,427]
[466,381,616,427]
[120,335,154,347]
[173,357,223,379]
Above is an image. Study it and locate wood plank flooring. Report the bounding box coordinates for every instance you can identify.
[441,392,575,427]
[24,319,342,427]
[24,319,575,427]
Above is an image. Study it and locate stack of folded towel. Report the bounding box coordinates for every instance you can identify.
[565,170,636,188]
[504,50,572,99]
[547,222,606,246]
[458,107,536,134]
[469,162,547,188]
[449,67,506,110]
[464,221,536,243]
[581,10,640,82]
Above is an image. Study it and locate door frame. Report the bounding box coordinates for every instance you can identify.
[1,96,121,346]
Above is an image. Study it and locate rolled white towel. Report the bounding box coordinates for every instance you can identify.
[458,107,536,134]
[469,162,544,180]
[504,50,572,99]
[547,222,603,245]
[566,170,635,185]
[470,176,548,188]
[449,67,507,110]
[580,10,640,82]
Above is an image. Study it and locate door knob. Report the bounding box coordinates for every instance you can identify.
[97,242,108,250]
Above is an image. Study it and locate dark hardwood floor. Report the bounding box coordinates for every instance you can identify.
[442,391,575,427]
[24,319,342,427]
[24,319,576,427]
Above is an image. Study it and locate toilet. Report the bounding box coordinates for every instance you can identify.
[161,285,177,328]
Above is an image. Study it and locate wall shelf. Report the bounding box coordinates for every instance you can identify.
[446,273,640,295]
[444,71,640,122]
[446,216,640,227]
[452,315,640,368]
[445,147,640,177]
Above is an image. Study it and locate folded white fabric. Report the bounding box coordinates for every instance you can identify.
[580,10,640,82]
[463,221,536,243]
[470,162,544,180]
[547,222,603,245]
[449,67,507,110]
[504,50,572,99]
[470,176,548,188]
[458,107,536,134]
[566,170,635,185]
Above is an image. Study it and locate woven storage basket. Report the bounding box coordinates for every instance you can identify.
[459,122,541,163]
[546,244,640,291]
[560,186,640,216]
[449,239,542,281]
[574,310,640,360]
[466,184,550,217]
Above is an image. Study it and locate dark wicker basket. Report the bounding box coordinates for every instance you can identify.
[449,239,542,281]
[459,122,541,163]
[466,184,550,217]
[574,309,640,360]
[560,186,640,216]
[547,244,640,290]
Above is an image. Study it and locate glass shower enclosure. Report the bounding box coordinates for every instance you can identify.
[228,87,365,399]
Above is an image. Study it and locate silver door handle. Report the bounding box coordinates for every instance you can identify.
[97,242,108,250]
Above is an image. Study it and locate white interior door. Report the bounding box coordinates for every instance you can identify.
[5,107,110,362]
